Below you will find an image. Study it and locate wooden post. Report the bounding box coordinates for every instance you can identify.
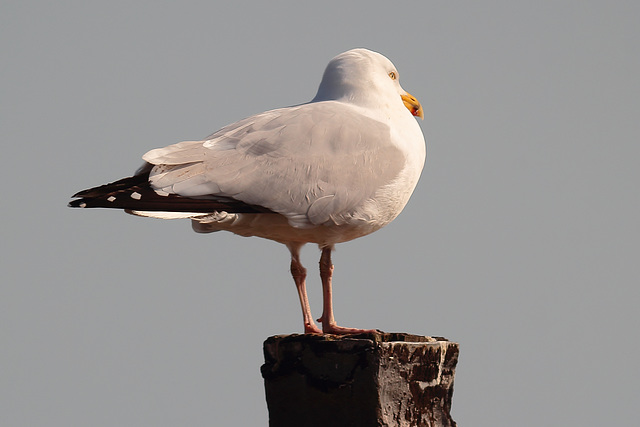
[261,332,459,427]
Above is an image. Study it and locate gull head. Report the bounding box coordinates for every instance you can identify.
[312,48,423,119]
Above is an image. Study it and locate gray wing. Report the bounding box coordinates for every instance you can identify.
[143,101,405,227]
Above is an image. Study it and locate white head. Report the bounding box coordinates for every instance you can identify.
[312,48,423,119]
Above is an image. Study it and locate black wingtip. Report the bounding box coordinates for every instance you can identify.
[68,171,273,214]
[68,199,86,208]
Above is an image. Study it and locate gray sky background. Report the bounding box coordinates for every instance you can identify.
[2,1,639,426]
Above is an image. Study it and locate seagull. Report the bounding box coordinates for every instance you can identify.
[69,48,425,335]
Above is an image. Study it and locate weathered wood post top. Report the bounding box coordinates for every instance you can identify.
[261,332,459,427]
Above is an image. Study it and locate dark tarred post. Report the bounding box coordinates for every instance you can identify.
[261,332,459,427]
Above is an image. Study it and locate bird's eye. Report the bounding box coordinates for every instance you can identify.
[388,71,397,80]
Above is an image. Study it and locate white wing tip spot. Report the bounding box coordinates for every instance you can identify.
[130,192,142,200]
[107,196,116,202]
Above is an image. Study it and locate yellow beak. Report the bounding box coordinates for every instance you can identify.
[401,92,424,119]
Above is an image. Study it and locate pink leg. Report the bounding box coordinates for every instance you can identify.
[317,245,376,335]
[287,243,322,334]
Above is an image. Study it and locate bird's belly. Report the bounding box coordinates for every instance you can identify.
[190,164,422,246]
[191,211,385,246]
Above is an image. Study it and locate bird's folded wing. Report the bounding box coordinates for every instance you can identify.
[143,102,406,228]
